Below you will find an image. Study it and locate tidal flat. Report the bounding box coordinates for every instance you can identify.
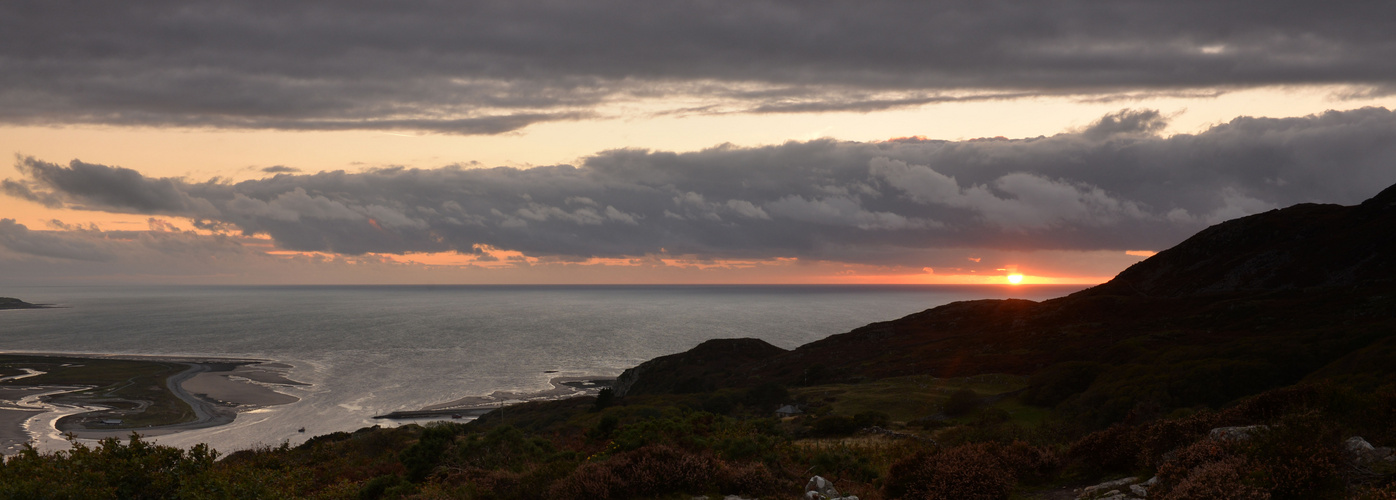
[0,353,302,452]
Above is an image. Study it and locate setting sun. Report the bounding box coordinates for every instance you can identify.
[1007,274,1024,284]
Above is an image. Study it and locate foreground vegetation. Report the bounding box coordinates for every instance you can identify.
[3,375,1394,499]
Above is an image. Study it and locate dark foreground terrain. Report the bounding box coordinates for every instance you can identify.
[3,185,1395,499]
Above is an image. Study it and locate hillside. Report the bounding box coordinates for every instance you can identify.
[621,182,1396,425]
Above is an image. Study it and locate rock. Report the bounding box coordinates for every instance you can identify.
[804,475,857,500]
[1208,425,1268,441]
[1130,483,1148,497]
[1078,477,1140,498]
[1347,436,1376,453]
[1346,436,1396,464]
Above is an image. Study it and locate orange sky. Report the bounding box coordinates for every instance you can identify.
[2,86,1392,285]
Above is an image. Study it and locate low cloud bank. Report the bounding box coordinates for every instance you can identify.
[7,108,1396,267]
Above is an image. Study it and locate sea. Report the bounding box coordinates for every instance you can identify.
[0,284,1084,453]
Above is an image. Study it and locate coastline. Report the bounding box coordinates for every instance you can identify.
[0,353,305,451]
[374,376,614,420]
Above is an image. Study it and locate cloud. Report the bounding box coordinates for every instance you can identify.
[2,2,1396,132]
[6,108,1396,265]
[0,219,115,262]
[261,166,301,174]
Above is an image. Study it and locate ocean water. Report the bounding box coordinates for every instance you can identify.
[0,284,1083,452]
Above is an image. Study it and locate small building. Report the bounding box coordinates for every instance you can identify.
[775,404,803,417]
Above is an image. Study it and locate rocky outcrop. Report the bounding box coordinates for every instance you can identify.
[1076,476,1155,499]
[0,297,51,310]
[1346,436,1396,465]
[612,338,786,396]
[804,475,857,500]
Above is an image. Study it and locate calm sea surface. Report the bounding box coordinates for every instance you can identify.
[0,284,1083,452]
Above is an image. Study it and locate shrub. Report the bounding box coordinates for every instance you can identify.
[1240,412,1345,500]
[745,383,790,409]
[813,415,859,436]
[588,414,620,441]
[808,448,878,483]
[399,424,459,482]
[943,389,982,417]
[1021,361,1107,407]
[1158,455,1268,500]
[882,444,1015,500]
[1136,410,1228,469]
[358,474,408,500]
[717,461,787,497]
[592,388,615,412]
[547,445,716,500]
[1067,424,1142,473]
[854,410,891,429]
[703,395,735,415]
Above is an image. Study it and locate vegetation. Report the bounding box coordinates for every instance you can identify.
[0,355,196,428]
[4,373,1393,499]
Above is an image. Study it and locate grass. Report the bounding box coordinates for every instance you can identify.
[0,354,196,428]
[790,373,1029,424]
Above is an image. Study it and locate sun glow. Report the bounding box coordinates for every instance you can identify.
[1006,274,1024,284]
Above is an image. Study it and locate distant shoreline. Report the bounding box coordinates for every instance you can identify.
[375,376,614,420]
[0,297,57,310]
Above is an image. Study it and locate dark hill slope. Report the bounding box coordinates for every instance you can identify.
[1086,182,1396,297]
[618,183,1396,423]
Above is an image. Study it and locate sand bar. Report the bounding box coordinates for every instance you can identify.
[0,353,306,451]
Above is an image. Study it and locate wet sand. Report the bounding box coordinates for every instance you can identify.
[0,387,50,454]
[182,365,303,407]
[0,354,305,449]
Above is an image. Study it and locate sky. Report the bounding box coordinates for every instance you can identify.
[4,1,1396,285]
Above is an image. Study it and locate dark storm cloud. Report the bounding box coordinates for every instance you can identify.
[8,108,1396,264]
[2,1,1395,132]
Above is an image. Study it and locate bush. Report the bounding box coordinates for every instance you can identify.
[882,444,1015,500]
[813,415,859,436]
[1067,424,1142,473]
[703,395,735,415]
[943,389,982,417]
[592,388,615,412]
[854,410,891,429]
[547,445,716,500]
[1021,361,1107,407]
[717,461,787,498]
[359,474,409,500]
[745,383,790,409]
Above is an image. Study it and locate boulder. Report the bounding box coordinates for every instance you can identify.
[804,475,857,500]
[1208,425,1268,441]
[1346,436,1396,464]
